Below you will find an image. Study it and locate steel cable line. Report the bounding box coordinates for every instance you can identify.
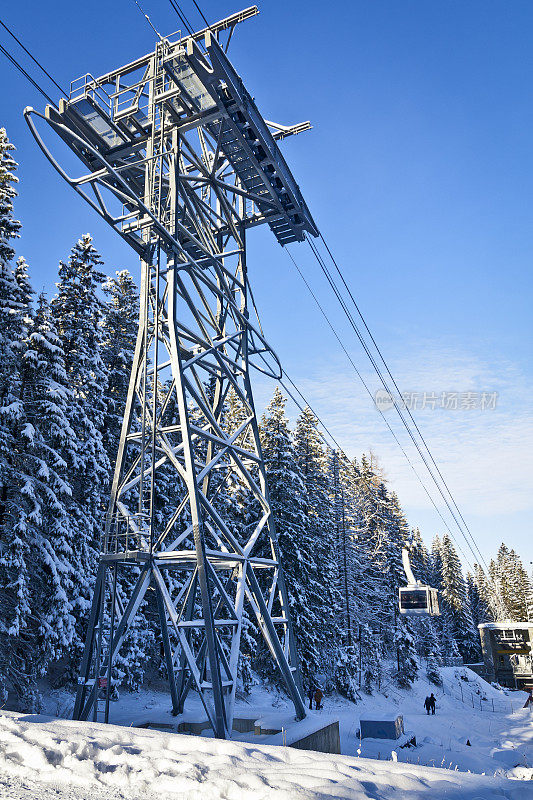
[0,18,68,97]
[0,42,56,106]
[316,231,491,574]
[285,247,476,572]
[191,0,211,29]
[304,233,485,572]
[168,0,196,37]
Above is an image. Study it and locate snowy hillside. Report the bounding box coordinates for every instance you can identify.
[0,706,531,800]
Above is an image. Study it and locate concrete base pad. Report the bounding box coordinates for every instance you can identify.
[137,712,340,754]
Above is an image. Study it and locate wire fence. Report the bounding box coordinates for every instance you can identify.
[441,678,519,714]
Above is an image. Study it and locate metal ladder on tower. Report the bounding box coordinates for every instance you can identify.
[76,565,120,723]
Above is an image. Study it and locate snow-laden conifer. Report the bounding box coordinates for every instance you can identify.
[51,235,111,670]
[489,544,531,621]
[101,270,139,462]
[260,389,318,685]
[18,296,78,666]
[329,450,361,698]
[0,132,34,704]
[467,567,492,630]
[294,409,341,688]
[437,534,478,661]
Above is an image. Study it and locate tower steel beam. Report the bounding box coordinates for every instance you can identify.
[25,11,315,738]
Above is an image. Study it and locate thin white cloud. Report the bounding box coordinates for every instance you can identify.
[252,337,533,558]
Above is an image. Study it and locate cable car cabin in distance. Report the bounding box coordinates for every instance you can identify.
[399,586,440,616]
[398,546,440,616]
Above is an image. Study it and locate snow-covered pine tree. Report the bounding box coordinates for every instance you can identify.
[329,449,361,698]
[430,535,442,588]
[0,128,24,519]
[0,130,35,704]
[384,491,418,687]
[101,270,139,463]
[426,652,442,686]
[410,528,431,583]
[429,535,455,662]
[51,234,110,521]
[352,455,391,690]
[467,567,492,629]
[294,409,341,689]
[355,456,387,619]
[259,388,318,686]
[505,548,530,622]
[438,534,478,662]
[1,263,79,708]
[490,544,531,621]
[14,294,80,692]
[51,235,111,671]
[505,549,531,621]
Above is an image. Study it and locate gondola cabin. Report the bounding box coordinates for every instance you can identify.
[399,585,440,616]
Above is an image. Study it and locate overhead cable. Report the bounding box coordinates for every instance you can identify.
[168,0,196,37]
[0,41,56,106]
[191,0,211,29]
[317,231,491,574]
[131,0,164,40]
[301,234,486,573]
[0,18,67,96]
[285,245,477,572]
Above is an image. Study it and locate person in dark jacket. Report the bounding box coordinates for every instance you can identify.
[307,685,315,710]
[314,687,323,710]
[423,696,431,715]
[429,693,436,714]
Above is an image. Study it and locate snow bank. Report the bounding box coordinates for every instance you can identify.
[0,710,532,800]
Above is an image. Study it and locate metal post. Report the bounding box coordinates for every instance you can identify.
[154,579,180,715]
[104,564,118,723]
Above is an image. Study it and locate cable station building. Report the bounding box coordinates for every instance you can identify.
[478,622,533,690]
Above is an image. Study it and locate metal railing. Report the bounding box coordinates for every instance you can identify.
[101,511,150,554]
[69,73,112,114]
[441,675,519,714]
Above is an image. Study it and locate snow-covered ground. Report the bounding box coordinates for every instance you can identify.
[1,667,530,798]
[33,666,531,776]
[0,709,532,800]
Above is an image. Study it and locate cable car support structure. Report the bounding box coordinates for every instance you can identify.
[24,7,318,739]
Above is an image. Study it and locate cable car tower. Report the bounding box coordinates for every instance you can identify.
[399,544,440,616]
[25,6,317,738]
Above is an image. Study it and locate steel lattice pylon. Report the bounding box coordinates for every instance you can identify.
[25,8,318,738]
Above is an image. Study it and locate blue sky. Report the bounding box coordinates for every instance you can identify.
[1,1,532,569]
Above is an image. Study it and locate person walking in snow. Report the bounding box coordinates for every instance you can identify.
[314,687,323,710]
[307,685,315,710]
[423,695,432,715]
[429,693,436,714]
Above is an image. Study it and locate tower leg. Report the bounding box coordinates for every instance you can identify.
[73,563,106,720]
[154,579,180,715]
[74,567,151,721]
